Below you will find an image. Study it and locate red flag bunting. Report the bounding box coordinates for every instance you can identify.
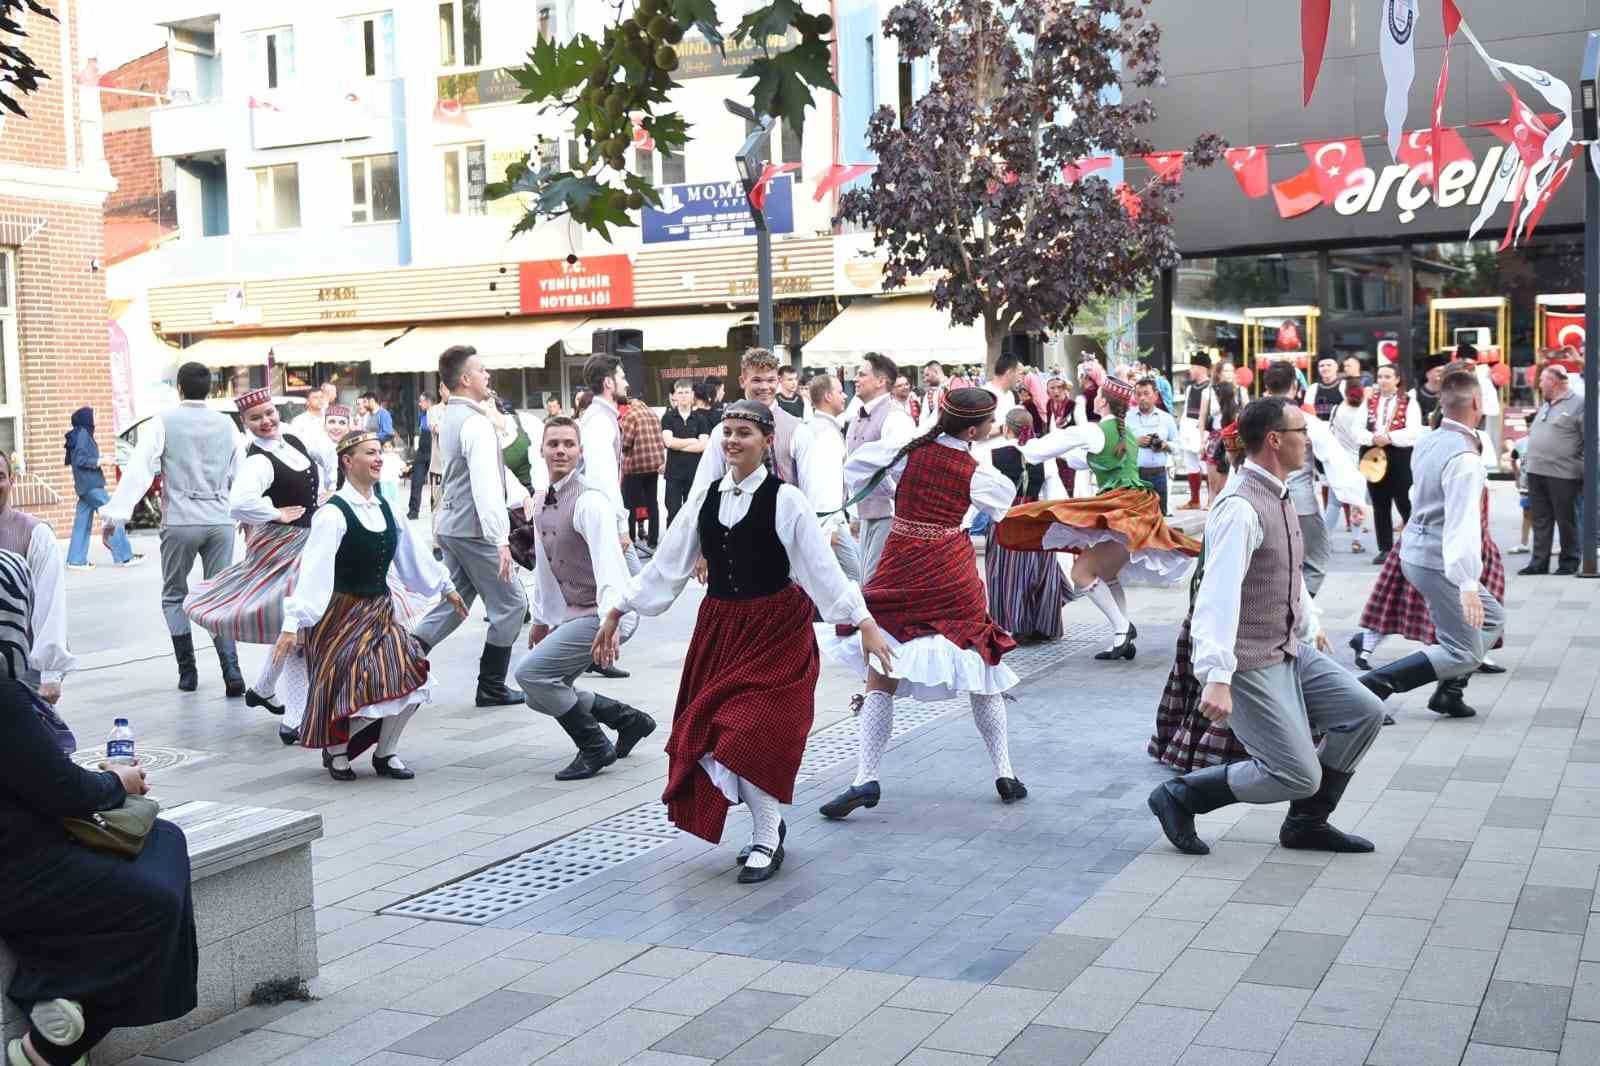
[1304,139,1367,204]
[1522,152,1575,243]
[749,162,799,213]
[1063,156,1113,184]
[1273,167,1324,219]
[1442,0,1462,37]
[248,96,281,112]
[1225,146,1270,198]
[1302,0,1332,106]
[1142,152,1186,183]
[1397,127,1473,183]
[630,116,655,152]
[812,162,875,202]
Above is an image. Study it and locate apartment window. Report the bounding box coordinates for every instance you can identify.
[350,153,401,223]
[438,0,482,67]
[744,117,799,181]
[252,164,301,231]
[0,251,18,458]
[245,26,295,91]
[743,117,771,167]
[661,150,685,185]
[443,143,487,215]
[344,12,396,79]
[632,146,654,181]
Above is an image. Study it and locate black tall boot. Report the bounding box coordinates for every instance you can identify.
[1358,652,1437,701]
[1280,766,1374,852]
[474,644,522,707]
[1427,676,1478,718]
[1147,765,1235,856]
[590,694,656,758]
[171,634,198,692]
[552,708,617,780]
[215,641,245,698]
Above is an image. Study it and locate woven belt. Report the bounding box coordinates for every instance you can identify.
[891,516,961,540]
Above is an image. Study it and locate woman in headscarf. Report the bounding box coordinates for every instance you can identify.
[63,407,138,571]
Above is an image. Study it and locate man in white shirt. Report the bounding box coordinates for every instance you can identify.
[514,417,654,781]
[984,351,1021,438]
[847,352,919,580]
[808,372,860,581]
[918,360,948,432]
[288,385,336,491]
[578,353,639,678]
[1147,397,1385,859]
[691,347,825,511]
[413,345,533,706]
[1126,377,1180,513]
[1358,369,1504,719]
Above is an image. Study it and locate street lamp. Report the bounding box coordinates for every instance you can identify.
[725,98,776,350]
[1579,33,1598,577]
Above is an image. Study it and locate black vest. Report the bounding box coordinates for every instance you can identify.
[328,494,398,599]
[991,444,1045,503]
[774,393,806,419]
[1184,384,1206,420]
[249,434,318,528]
[1311,383,1344,422]
[698,473,791,601]
[1415,387,1441,426]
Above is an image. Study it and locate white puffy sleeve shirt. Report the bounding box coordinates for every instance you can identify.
[1305,415,1369,508]
[229,435,319,525]
[843,435,1017,523]
[281,485,453,633]
[1435,421,1488,594]
[457,410,517,547]
[103,404,243,525]
[529,476,632,627]
[25,522,73,683]
[689,407,828,513]
[1019,423,1106,464]
[602,465,869,626]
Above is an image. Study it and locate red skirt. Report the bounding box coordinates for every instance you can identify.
[1359,531,1506,648]
[846,526,1015,666]
[664,582,819,844]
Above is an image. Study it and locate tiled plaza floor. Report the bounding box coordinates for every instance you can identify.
[54,484,1600,1065]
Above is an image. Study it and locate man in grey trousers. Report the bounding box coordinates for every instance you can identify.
[1359,368,1505,719]
[1148,397,1386,857]
[413,345,532,706]
[514,417,654,780]
[102,361,245,694]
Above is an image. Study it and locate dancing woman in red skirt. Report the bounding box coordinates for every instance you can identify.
[593,400,892,884]
[818,387,1027,821]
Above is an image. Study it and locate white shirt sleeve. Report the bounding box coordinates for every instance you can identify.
[461,415,510,547]
[391,504,453,599]
[1160,411,1180,445]
[807,430,847,529]
[1390,396,1425,448]
[604,483,707,618]
[26,523,74,683]
[1020,423,1104,463]
[1441,454,1486,593]
[842,439,908,505]
[229,453,282,525]
[281,504,347,633]
[881,407,918,449]
[776,484,870,625]
[787,419,823,511]
[1308,418,1368,508]
[688,423,729,499]
[1190,496,1261,687]
[102,414,165,525]
[575,491,632,620]
[527,518,561,627]
[579,415,626,519]
[971,461,1021,521]
[503,466,530,509]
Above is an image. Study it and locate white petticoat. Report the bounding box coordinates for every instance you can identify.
[279,654,431,731]
[1039,524,1196,588]
[820,626,1018,702]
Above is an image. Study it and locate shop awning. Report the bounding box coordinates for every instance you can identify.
[180,333,279,368]
[803,297,987,365]
[269,328,408,366]
[374,316,591,373]
[564,310,754,354]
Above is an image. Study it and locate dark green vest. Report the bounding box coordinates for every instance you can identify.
[328,494,398,599]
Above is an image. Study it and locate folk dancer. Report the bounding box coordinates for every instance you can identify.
[1177,354,1213,509]
[1358,368,1505,719]
[411,347,532,706]
[846,352,917,581]
[1357,364,1423,565]
[807,372,863,582]
[515,417,655,781]
[1148,398,1386,856]
[986,408,1069,642]
[819,387,1027,820]
[287,385,337,492]
[999,374,1201,662]
[593,400,893,883]
[273,431,465,781]
[101,361,244,695]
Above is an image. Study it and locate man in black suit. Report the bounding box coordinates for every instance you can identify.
[407,392,433,520]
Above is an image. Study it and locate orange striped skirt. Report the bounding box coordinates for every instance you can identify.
[297,592,430,750]
[997,488,1201,586]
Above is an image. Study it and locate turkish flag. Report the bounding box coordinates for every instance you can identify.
[433,99,469,126]
[812,162,874,202]
[1486,84,1552,166]
[1547,309,1586,352]
[1304,139,1367,204]
[1225,146,1270,198]
[1115,183,1143,219]
[1272,167,1324,219]
[1443,0,1462,37]
[1523,153,1576,242]
[630,116,655,152]
[1142,152,1186,183]
[1302,0,1332,106]
[1425,46,1453,189]
[1397,128,1472,181]
[1063,156,1113,184]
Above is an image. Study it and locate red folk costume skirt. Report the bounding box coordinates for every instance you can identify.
[296,592,431,750]
[664,582,819,844]
[998,488,1201,585]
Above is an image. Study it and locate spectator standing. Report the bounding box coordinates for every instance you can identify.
[64,407,138,569]
[918,361,948,431]
[1127,379,1179,513]
[544,395,564,420]
[1520,364,1585,575]
[408,393,432,520]
[288,386,336,491]
[660,380,709,527]
[892,374,921,424]
[775,365,807,419]
[621,397,666,550]
[362,393,395,445]
[1506,435,1532,555]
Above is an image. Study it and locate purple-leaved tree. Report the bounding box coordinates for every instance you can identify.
[837,0,1224,370]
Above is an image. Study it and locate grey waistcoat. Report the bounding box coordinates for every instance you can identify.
[537,474,598,622]
[1232,469,1305,673]
[435,398,502,540]
[846,398,897,520]
[161,404,236,527]
[1399,424,1478,574]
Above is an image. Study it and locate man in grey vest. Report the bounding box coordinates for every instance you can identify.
[1259,363,1367,596]
[413,345,532,706]
[513,417,654,780]
[103,361,245,694]
[846,352,918,580]
[1359,368,1504,719]
[1148,398,1385,858]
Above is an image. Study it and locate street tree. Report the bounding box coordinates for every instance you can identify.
[490,0,838,239]
[0,1,56,117]
[836,0,1225,370]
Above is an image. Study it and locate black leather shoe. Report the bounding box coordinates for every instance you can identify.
[820,781,880,819]
[591,696,655,758]
[1372,550,1389,565]
[1476,660,1506,675]
[373,755,416,780]
[736,844,784,884]
[587,662,631,679]
[738,820,786,865]
[322,750,357,782]
[1359,652,1438,701]
[475,644,523,707]
[246,688,286,716]
[1148,767,1234,856]
[553,708,617,781]
[1427,679,1478,718]
[996,777,1028,804]
[216,644,246,698]
[1280,766,1374,852]
[1556,565,1580,576]
[1347,634,1372,671]
[1518,562,1549,576]
[1094,632,1136,661]
[279,725,300,746]
[172,634,198,692]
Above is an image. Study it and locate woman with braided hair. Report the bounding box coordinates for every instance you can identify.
[999,372,1201,661]
[819,387,1027,821]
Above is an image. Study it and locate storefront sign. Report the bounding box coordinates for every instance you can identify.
[1326,144,1556,226]
[317,285,359,320]
[519,255,635,315]
[643,177,795,244]
[832,232,939,297]
[676,31,799,80]
[437,68,524,108]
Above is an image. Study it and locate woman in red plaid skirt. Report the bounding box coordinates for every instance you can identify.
[593,401,893,885]
[819,387,1028,821]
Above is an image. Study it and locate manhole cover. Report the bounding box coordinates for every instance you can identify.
[69,746,210,773]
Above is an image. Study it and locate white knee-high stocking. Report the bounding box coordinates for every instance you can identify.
[253,655,284,699]
[376,707,417,761]
[969,692,1015,780]
[738,778,783,870]
[1106,578,1128,615]
[853,690,894,787]
[1085,580,1130,638]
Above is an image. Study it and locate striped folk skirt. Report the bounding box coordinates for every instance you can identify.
[184,523,308,644]
[297,592,430,751]
[984,527,1068,641]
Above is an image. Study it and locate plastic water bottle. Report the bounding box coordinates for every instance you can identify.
[106,718,136,766]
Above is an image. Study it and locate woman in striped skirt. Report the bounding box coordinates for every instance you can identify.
[986,408,1068,642]
[272,431,465,781]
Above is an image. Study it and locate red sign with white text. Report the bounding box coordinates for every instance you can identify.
[519,255,635,315]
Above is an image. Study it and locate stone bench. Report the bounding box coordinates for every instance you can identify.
[1,801,322,1065]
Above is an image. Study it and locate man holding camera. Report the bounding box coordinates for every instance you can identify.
[1128,377,1180,514]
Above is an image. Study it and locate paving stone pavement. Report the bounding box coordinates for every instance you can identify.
[54,486,1600,1064]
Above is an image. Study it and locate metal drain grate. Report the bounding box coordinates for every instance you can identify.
[589,803,680,839]
[70,746,211,774]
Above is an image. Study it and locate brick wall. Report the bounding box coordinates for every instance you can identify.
[100,48,166,114]
[102,48,167,214]
[106,127,160,209]
[0,6,69,170]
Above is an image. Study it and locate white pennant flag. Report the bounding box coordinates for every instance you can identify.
[1379,0,1418,160]
[1468,147,1520,241]
[1493,60,1574,244]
